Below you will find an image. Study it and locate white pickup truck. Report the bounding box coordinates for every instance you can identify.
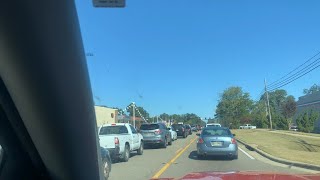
[98,123,144,162]
[239,124,257,129]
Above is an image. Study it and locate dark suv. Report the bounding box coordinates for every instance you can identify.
[185,124,192,135]
[172,124,188,138]
[139,123,172,148]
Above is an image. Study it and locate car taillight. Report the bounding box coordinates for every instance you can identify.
[114,137,119,146]
[231,138,237,144]
[155,129,162,134]
[197,138,204,144]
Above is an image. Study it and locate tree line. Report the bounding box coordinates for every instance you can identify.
[215,85,320,132]
[112,103,206,127]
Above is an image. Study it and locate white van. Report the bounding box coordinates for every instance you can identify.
[206,123,221,127]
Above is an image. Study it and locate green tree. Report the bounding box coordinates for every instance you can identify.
[281,96,297,129]
[215,86,254,128]
[303,84,320,95]
[126,103,150,118]
[274,114,288,130]
[251,101,269,128]
[296,110,319,133]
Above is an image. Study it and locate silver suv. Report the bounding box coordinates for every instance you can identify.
[139,123,172,148]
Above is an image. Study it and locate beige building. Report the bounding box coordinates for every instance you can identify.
[94,106,118,126]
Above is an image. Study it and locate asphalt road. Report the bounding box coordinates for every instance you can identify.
[108,133,317,180]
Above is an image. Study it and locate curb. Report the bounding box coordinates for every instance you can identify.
[236,138,320,171]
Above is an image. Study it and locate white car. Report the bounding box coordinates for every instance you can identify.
[206,123,222,127]
[239,124,257,129]
[168,126,178,141]
[98,123,144,162]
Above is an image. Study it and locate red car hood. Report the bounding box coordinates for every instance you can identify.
[152,171,320,180]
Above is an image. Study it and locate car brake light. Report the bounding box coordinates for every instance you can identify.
[155,129,162,134]
[111,124,116,126]
[197,138,204,144]
[114,137,119,145]
[231,138,237,144]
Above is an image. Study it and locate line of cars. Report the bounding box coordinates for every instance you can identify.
[97,122,200,179]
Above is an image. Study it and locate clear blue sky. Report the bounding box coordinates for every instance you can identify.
[75,0,320,118]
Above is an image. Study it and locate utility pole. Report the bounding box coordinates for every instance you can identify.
[132,102,135,128]
[157,116,158,123]
[264,78,272,129]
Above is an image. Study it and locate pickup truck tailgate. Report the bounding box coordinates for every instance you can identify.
[99,135,116,148]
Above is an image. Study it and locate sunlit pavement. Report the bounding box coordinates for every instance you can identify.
[108,133,313,180]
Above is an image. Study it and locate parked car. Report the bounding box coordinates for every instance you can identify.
[196,127,238,160]
[98,123,144,162]
[168,126,178,141]
[172,124,189,138]
[139,123,172,148]
[290,126,298,131]
[191,125,198,132]
[206,123,222,127]
[100,147,112,180]
[239,124,256,129]
[185,124,192,135]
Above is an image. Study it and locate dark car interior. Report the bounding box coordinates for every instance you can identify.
[0,1,102,179]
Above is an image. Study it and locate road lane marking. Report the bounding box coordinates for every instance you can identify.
[238,147,255,160]
[175,148,182,154]
[152,137,197,179]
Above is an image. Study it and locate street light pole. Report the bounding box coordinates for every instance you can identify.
[264,78,272,129]
[132,102,135,128]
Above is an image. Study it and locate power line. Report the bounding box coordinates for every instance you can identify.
[267,57,320,90]
[267,51,320,87]
[268,64,320,92]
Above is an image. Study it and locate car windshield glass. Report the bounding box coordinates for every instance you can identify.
[140,124,159,130]
[202,129,231,136]
[99,126,128,135]
[74,1,320,179]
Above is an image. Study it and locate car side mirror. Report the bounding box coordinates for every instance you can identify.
[196,133,200,136]
[233,134,236,136]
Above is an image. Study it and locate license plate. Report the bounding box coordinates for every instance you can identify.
[211,141,223,146]
[176,130,179,131]
[144,133,153,136]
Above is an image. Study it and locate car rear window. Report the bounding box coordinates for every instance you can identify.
[202,129,231,136]
[99,126,128,135]
[140,124,160,130]
[172,124,183,129]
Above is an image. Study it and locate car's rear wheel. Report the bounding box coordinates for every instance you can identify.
[234,154,238,160]
[197,154,204,159]
[103,158,111,180]
[183,133,186,138]
[137,142,143,155]
[162,138,167,148]
[168,136,172,145]
[121,145,130,162]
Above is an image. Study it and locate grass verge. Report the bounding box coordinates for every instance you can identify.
[232,129,320,165]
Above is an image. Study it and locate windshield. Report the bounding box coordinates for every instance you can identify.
[75,1,320,179]
[140,124,159,130]
[99,126,128,135]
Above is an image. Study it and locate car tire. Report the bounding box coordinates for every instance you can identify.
[162,138,167,148]
[137,142,143,155]
[103,158,111,180]
[197,154,204,159]
[183,133,186,138]
[121,145,130,162]
[168,136,172,145]
[234,154,238,160]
